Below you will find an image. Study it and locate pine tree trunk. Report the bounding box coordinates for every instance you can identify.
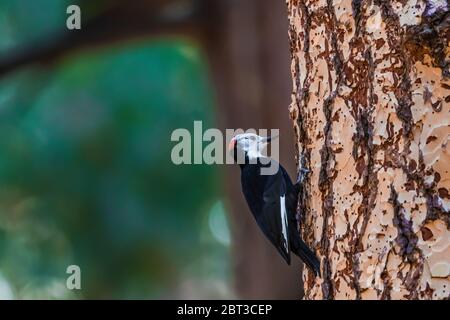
[286,0,449,299]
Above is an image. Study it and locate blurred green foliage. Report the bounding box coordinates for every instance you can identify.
[0,1,231,299]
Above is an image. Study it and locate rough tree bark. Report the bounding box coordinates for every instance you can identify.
[287,0,449,299]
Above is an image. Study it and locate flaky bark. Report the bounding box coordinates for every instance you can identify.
[287,0,449,299]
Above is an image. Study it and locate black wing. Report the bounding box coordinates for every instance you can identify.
[241,160,291,264]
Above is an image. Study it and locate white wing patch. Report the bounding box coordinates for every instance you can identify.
[280,195,289,252]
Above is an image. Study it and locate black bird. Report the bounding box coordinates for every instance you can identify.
[229,133,321,276]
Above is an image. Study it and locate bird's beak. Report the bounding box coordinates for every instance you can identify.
[228,138,237,151]
[260,134,277,143]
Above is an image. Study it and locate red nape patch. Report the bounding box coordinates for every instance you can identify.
[228,138,236,151]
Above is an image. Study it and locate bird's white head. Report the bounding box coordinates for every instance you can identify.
[228,133,274,162]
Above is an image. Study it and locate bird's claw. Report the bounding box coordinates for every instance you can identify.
[296,167,310,184]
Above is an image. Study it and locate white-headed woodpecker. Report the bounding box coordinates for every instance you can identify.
[229,133,321,276]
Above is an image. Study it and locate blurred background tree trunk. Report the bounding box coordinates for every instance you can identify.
[287,0,449,299]
[204,0,302,299]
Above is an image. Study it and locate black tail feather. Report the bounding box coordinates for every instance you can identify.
[292,238,321,277]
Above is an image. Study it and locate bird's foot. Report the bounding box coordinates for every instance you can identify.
[296,167,310,185]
